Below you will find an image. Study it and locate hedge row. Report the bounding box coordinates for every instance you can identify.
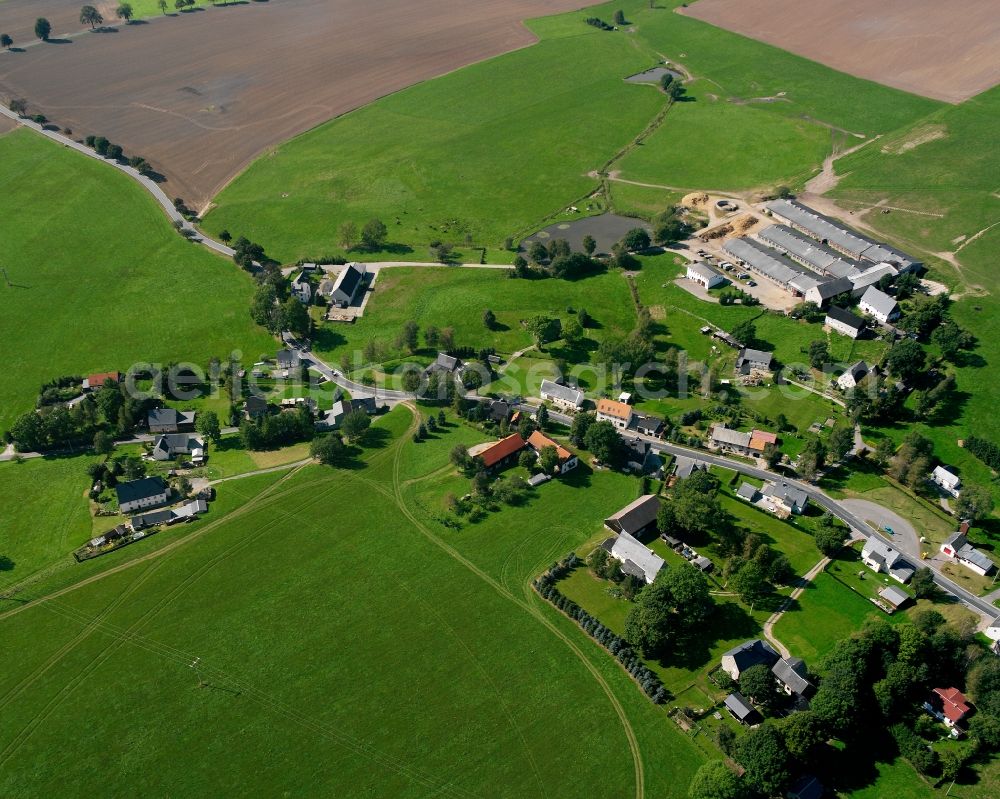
[534,555,670,704]
[965,436,1000,472]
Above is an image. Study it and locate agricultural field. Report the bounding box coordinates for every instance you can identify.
[681,0,1000,103]
[0,406,707,797]
[0,0,591,208]
[0,130,273,435]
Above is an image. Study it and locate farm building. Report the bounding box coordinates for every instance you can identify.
[735,347,773,375]
[940,532,994,576]
[850,263,898,296]
[721,639,779,680]
[931,465,961,497]
[116,476,170,514]
[749,429,778,454]
[757,224,862,279]
[596,398,634,430]
[825,305,866,339]
[724,693,763,726]
[722,237,811,290]
[804,276,853,307]
[837,361,870,390]
[147,408,196,434]
[859,286,900,324]
[604,531,665,584]
[861,536,915,583]
[764,199,921,271]
[320,262,367,308]
[604,495,661,537]
[878,585,912,612]
[539,379,584,410]
[685,261,725,289]
[477,433,527,472]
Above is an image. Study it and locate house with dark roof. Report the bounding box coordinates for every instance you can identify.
[426,352,462,376]
[736,482,760,502]
[762,481,809,516]
[243,395,271,420]
[941,531,995,577]
[825,305,866,339]
[624,438,662,476]
[724,692,763,726]
[316,397,379,431]
[837,360,870,391]
[608,531,665,584]
[604,495,661,537]
[290,271,313,304]
[321,262,367,308]
[486,400,511,424]
[151,434,205,463]
[147,408,196,434]
[673,456,707,480]
[116,476,170,514]
[629,412,664,437]
[721,639,780,680]
[276,349,301,371]
[772,657,813,697]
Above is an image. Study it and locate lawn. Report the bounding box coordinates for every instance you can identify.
[0,129,274,435]
[0,405,707,797]
[314,266,637,368]
[0,455,99,591]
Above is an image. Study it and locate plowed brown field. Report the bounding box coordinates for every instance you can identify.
[681,0,1000,104]
[0,0,586,208]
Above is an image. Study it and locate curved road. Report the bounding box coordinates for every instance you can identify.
[523,403,997,620]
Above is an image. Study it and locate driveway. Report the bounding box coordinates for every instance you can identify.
[839,498,921,560]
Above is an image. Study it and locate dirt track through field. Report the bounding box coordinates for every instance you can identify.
[0,0,588,208]
[681,0,1000,104]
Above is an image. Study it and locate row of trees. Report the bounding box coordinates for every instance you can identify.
[535,554,670,704]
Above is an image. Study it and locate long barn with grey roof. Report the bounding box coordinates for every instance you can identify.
[722,237,813,290]
[758,224,863,279]
[765,199,921,271]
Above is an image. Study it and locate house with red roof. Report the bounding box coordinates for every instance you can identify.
[83,371,121,391]
[526,430,578,475]
[477,433,526,471]
[925,687,972,734]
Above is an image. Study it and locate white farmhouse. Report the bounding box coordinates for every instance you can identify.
[686,261,725,289]
[859,286,900,324]
[931,465,961,497]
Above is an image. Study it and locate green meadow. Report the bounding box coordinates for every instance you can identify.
[0,406,706,797]
[204,0,939,260]
[0,130,273,434]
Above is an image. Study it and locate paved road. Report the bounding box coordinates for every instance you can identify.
[840,499,920,559]
[521,402,998,619]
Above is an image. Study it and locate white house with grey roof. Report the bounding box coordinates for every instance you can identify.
[735,347,773,375]
[931,465,961,497]
[762,481,809,515]
[941,532,994,576]
[320,262,367,308]
[721,639,779,680]
[859,286,900,324]
[686,261,725,289]
[837,361,870,391]
[710,425,752,455]
[861,536,915,583]
[540,379,584,410]
[605,531,664,584]
[772,657,812,697]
